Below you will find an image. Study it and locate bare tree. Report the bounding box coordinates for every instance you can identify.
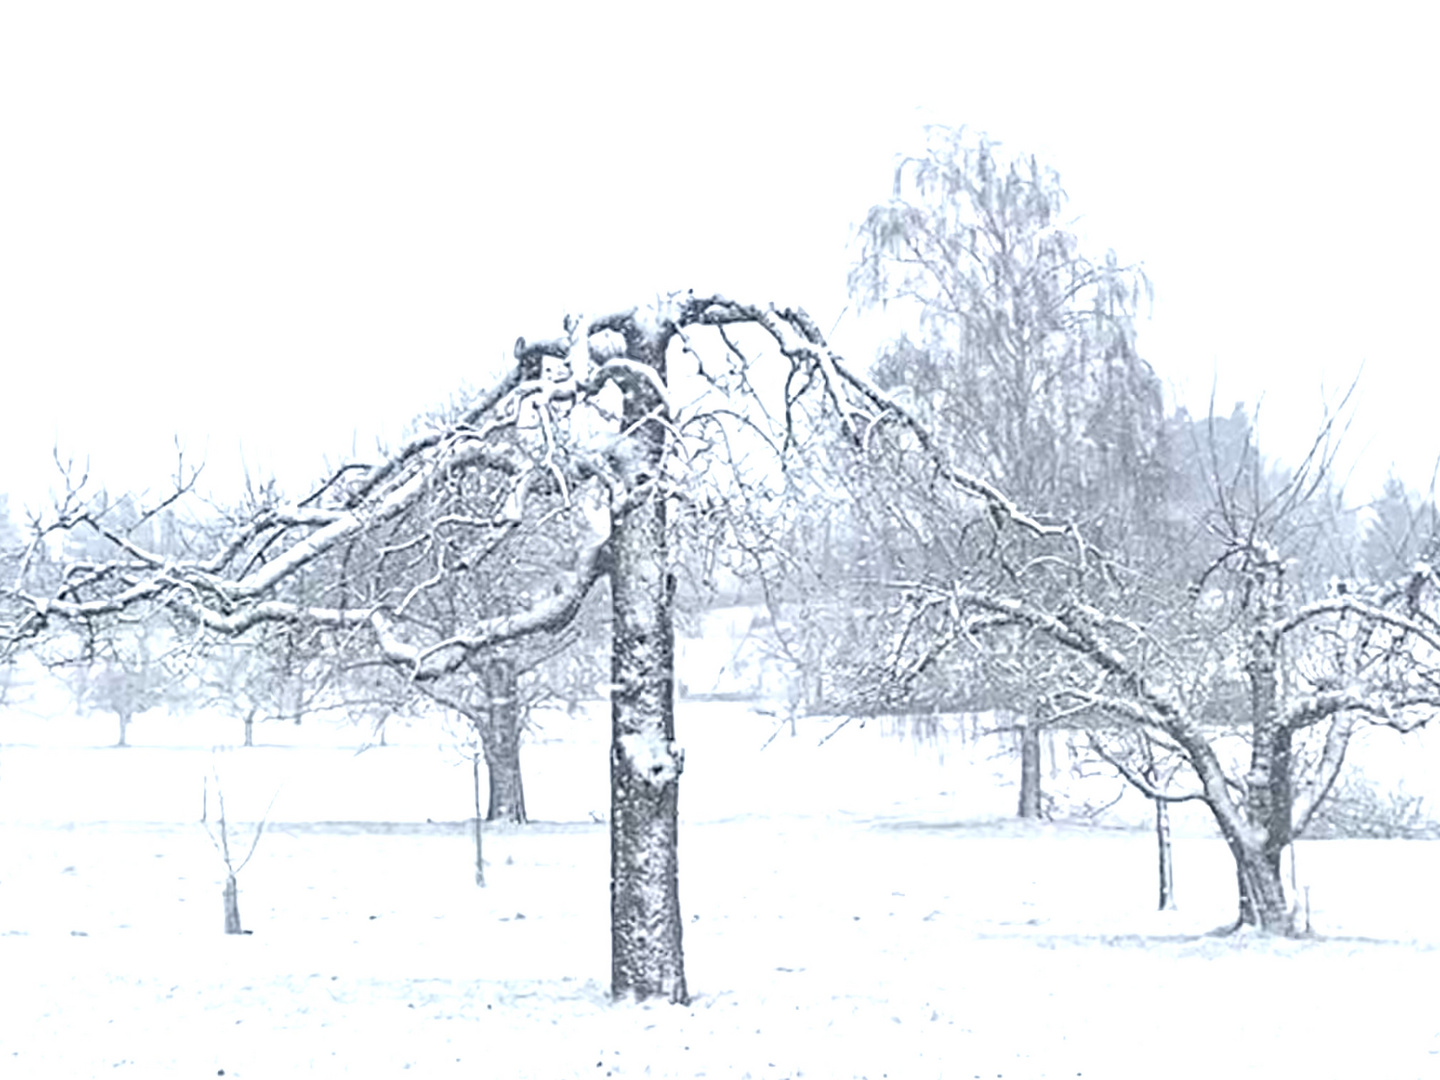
[420,654,532,825]
[343,423,597,821]
[13,294,1039,999]
[1089,729,1181,910]
[32,490,198,744]
[192,621,335,746]
[202,763,278,935]
[844,125,1169,816]
[57,625,171,747]
[876,396,1440,934]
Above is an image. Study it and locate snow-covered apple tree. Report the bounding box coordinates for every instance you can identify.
[6,293,1063,999]
[871,398,1440,933]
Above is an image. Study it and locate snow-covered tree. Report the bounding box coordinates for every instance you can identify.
[337,400,604,822]
[34,489,197,744]
[876,399,1440,933]
[843,125,1169,816]
[7,295,1001,1000]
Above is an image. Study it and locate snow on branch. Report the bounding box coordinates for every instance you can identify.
[1282,687,1440,732]
[395,532,609,680]
[6,292,1091,703]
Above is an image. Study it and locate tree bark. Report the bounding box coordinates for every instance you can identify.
[1224,550,1296,933]
[116,708,130,748]
[482,657,526,823]
[1226,833,1294,933]
[608,322,688,1004]
[1017,719,1043,819]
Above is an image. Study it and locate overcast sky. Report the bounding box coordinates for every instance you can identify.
[2,2,1435,515]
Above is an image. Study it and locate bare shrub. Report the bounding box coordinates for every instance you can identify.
[1304,771,1440,840]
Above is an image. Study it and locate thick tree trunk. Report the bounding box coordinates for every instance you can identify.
[1237,723,1296,932]
[1017,720,1043,819]
[1227,834,1294,933]
[483,753,525,823]
[482,658,526,824]
[1219,551,1297,934]
[608,324,687,1005]
[116,708,131,748]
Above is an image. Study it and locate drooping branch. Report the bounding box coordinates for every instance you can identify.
[926,583,1257,841]
[6,293,1127,710]
[388,533,609,680]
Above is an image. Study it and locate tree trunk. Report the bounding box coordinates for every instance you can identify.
[1226,834,1294,933]
[116,708,131,748]
[1140,734,1176,910]
[482,658,526,823]
[223,873,242,934]
[243,707,255,748]
[1017,720,1043,819]
[1155,798,1176,911]
[608,323,688,1005]
[472,748,485,887]
[1238,722,1296,932]
[1226,549,1295,933]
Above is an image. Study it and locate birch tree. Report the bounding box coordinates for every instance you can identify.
[846,125,1169,816]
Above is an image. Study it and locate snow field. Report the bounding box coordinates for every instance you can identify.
[2,703,1440,1077]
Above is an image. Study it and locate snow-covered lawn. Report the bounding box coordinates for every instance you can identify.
[2,706,1439,1077]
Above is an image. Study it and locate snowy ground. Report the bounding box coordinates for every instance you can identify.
[3,703,1440,1078]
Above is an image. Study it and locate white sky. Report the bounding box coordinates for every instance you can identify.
[2,2,1436,516]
